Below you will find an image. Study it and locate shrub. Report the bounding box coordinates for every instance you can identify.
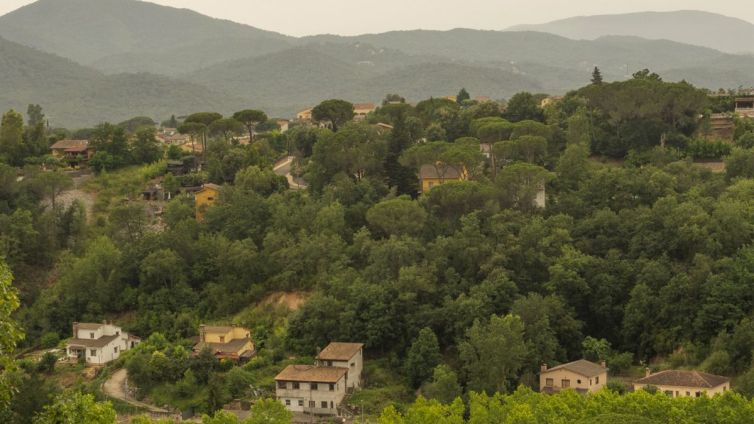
[40,332,60,349]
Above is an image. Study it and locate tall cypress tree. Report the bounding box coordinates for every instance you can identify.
[591,67,603,85]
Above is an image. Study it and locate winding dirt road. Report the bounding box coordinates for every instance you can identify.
[102,369,169,413]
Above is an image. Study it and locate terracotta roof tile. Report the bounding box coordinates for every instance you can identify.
[51,139,89,150]
[635,370,730,388]
[316,342,364,361]
[544,359,606,378]
[67,334,119,348]
[419,164,462,180]
[275,365,348,383]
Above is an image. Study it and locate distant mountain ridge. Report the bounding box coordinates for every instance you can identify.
[0,36,244,127]
[508,10,754,55]
[2,1,754,127]
[0,0,295,74]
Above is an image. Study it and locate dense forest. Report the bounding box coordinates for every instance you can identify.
[3,70,754,422]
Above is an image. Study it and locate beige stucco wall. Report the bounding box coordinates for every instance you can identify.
[633,382,730,398]
[318,349,363,389]
[277,376,347,415]
[540,368,607,393]
[203,327,250,344]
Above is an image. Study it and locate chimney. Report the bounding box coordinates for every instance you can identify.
[199,325,206,342]
[600,360,607,369]
[540,363,548,372]
[73,322,79,338]
[645,368,652,378]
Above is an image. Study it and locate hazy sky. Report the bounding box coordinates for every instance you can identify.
[1,0,753,36]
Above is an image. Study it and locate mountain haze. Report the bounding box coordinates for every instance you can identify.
[1,0,754,127]
[508,10,754,55]
[0,0,294,74]
[0,36,242,127]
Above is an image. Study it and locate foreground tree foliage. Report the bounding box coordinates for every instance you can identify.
[382,387,754,423]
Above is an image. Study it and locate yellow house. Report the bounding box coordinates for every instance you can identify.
[633,369,730,398]
[419,164,467,193]
[540,359,608,394]
[194,325,255,361]
[195,183,221,222]
[297,108,313,122]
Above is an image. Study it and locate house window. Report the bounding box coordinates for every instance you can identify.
[277,381,287,389]
[219,336,225,343]
[664,390,673,396]
[686,391,691,396]
[577,379,582,384]
[90,332,95,339]
[116,331,120,335]
[207,197,214,201]
[330,401,334,409]
[311,383,318,390]
[351,362,355,367]
[292,382,299,389]
[326,361,332,366]
[90,349,96,356]
[561,379,570,388]
[595,376,599,384]
[545,378,553,387]
[309,401,315,408]
[589,379,592,385]
[114,346,118,353]
[329,383,335,391]
[696,392,701,397]
[298,400,304,406]
[285,399,291,406]
[321,401,328,409]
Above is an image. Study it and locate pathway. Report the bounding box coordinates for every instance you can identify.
[273,156,308,190]
[102,369,170,413]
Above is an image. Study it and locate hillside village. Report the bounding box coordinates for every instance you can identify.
[5,1,754,424]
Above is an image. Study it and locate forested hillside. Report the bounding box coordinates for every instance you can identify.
[0,0,293,74]
[0,36,244,127]
[4,71,754,421]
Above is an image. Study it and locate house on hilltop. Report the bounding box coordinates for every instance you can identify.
[633,369,730,398]
[316,342,364,389]
[540,359,607,394]
[65,322,139,365]
[193,325,255,361]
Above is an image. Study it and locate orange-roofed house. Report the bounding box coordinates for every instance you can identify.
[50,139,95,163]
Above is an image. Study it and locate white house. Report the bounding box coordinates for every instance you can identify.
[316,342,364,389]
[66,322,140,365]
[275,365,349,416]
